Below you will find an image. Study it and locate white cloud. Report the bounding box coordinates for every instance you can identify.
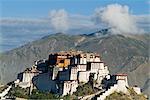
[49,9,69,32]
[0,7,149,52]
[93,4,144,34]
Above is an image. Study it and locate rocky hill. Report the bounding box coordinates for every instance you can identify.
[0,33,149,96]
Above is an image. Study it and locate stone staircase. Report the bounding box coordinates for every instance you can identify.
[0,85,12,99]
[97,84,118,100]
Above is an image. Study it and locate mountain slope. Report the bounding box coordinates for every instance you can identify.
[0,33,149,95]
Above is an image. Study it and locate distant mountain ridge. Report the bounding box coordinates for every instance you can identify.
[0,32,149,96]
[83,28,111,37]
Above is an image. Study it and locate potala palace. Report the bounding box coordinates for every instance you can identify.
[11,50,142,100]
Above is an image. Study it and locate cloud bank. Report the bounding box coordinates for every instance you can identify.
[49,9,69,32]
[93,4,143,34]
[0,4,149,52]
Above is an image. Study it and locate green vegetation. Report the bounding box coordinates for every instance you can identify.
[61,94,78,100]
[8,86,76,99]
[8,86,58,99]
[29,89,58,99]
[8,86,30,99]
[105,88,147,100]
[127,87,147,100]
[74,82,98,96]
[105,91,130,100]
[7,85,148,100]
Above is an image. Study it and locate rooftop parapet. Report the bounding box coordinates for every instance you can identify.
[24,66,41,73]
[48,50,101,68]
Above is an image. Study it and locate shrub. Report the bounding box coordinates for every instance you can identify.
[105,89,147,100]
[8,86,30,99]
[29,89,58,99]
[74,83,95,96]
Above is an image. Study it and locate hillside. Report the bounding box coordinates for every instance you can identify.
[105,89,147,100]
[0,33,149,96]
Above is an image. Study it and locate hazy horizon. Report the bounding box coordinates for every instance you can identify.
[0,0,149,52]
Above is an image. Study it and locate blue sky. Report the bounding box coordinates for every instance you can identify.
[1,0,149,18]
[0,0,149,52]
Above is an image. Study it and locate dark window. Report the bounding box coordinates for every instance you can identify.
[60,60,64,63]
[87,62,91,71]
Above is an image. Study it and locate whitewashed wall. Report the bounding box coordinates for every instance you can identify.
[78,71,90,83]
[62,81,78,96]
